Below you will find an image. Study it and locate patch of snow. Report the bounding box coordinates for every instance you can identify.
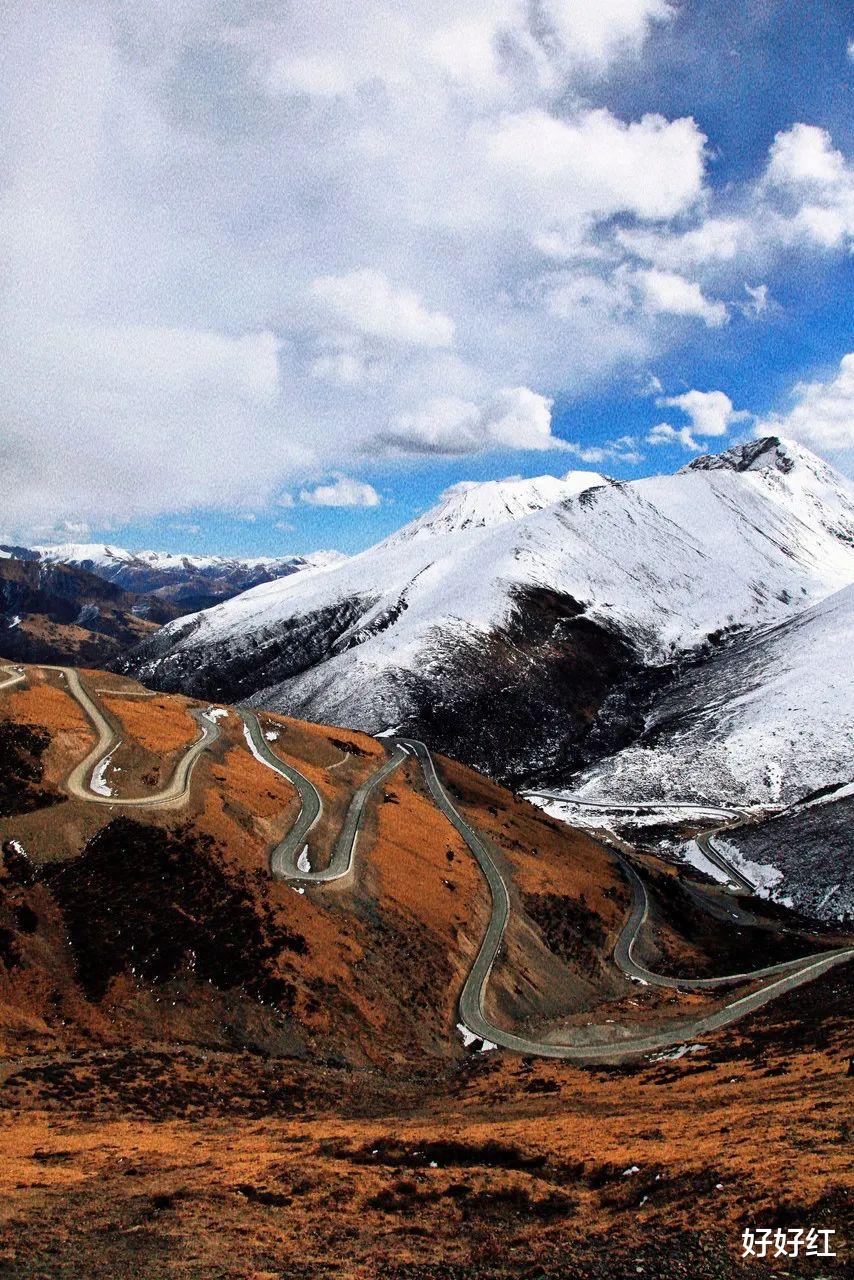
[479,1039,497,1053]
[297,845,311,873]
[456,1022,478,1048]
[816,884,840,912]
[264,729,280,741]
[242,721,271,768]
[203,706,229,722]
[622,1165,640,1177]
[7,615,21,629]
[679,839,731,885]
[712,836,784,899]
[90,748,118,797]
[575,583,854,809]
[649,1043,707,1062]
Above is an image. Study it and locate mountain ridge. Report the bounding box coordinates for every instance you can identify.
[7,543,345,617]
[119,437,854,798]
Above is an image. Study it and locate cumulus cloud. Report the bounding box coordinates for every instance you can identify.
[485,108,706,226]
[648,388,750,449]
[657,389,750,437]
[646,422,701,451]
[0,3,851,537]
[308,270,455,349]
[754,353,854,461]
[375,388,559,456]
[541,0,674,69]
[636,270,728,327]
[765,123,848,190]
[298,476,382,507]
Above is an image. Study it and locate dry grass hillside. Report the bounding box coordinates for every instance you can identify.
[0,660,850,1278]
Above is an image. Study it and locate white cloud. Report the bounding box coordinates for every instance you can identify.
[647,422,701,450]
[636,270,728,327]
[377,387,558,455]
[766,123,848,190]
[657,389,749,437]
[425,17,507,92]
[541,0,674,69]
[299,475,382,507]
[0,6,851,537]
[485,108,706,225]
[308,269,455,349]
[762,124,854,251]
[754,353,854,456]
[564,436,643,464]
[740,283,773,317]
[310,351,381,386]
[618,217,747,268]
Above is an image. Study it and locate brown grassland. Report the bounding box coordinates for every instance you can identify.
[0,662,850,1278]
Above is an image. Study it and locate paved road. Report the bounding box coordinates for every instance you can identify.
[524,791,745,820]
[6,665,850,1062]
[0,664,26,693]
[43,665,219,808]
[526,788,759,893]
[241,711,407,881]
[398,737,854,1062]
[694,830,757,893]
[242,711,324,877]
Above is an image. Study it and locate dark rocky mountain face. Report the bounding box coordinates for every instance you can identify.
[683,435,796,474]
[0,557,178,667]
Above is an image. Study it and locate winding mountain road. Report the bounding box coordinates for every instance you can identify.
[526,790,759,892]
[2,665,850,1061]
[243,711,406,881]
[43,666,219,808]
[398,738,853,1061]
[0,664,26,693]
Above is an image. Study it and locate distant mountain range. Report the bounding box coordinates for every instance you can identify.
[0,542,343,667]
[118,437,854,815]
[0,556,177,668]
[9,543,344,614]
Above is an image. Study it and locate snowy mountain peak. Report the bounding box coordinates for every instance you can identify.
[682,435,829,479]
[386,471,607,544]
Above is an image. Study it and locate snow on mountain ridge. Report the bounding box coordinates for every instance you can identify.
[31,543,344,574]
[386,471,608,542]
[573,582,854,809]
[124,439,854,715]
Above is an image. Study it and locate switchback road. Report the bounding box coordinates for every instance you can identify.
[398,738,853,1062]
[2,667,849,1061]
[242,711,406,881]
[43,666,219,808]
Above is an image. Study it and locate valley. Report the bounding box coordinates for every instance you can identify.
[0,659,851,1276]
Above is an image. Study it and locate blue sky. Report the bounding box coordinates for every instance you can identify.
[2,2,852,557]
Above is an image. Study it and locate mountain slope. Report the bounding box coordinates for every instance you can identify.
[21,543,345,616]
[572,582,854,808]
[119,441,854,786]
[0,557,178,667]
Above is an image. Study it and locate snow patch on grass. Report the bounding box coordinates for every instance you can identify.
[90,748,118,797]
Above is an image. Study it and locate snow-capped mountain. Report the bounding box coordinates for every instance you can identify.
[572,581,854,809]
[120,439,854,793]
[21,543,344,615]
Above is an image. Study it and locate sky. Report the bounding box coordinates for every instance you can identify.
[1,0,852,557]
